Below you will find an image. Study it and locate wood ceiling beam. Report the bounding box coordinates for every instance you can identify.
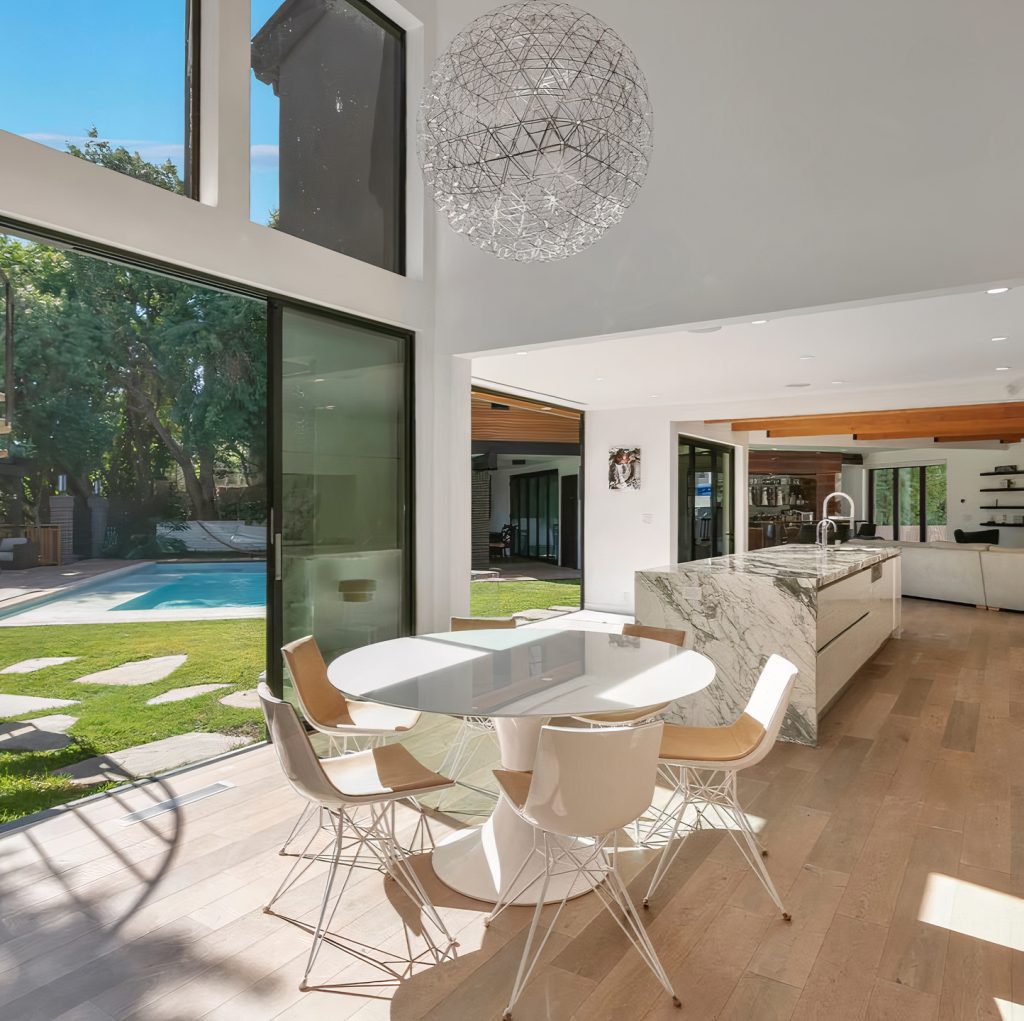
[714,401,1024,435]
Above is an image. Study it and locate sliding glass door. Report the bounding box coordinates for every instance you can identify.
[269,304,413,697]
[510,469,558,561]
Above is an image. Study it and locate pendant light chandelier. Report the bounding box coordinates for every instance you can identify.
[419,1,653,262]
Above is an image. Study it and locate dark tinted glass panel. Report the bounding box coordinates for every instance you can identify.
[1,2,190,195]
[251,0,404,273]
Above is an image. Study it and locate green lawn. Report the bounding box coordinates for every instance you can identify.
[469,579,581,617]
[0,619,265,823]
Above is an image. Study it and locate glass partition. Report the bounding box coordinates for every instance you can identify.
[277,306,411,688]
[678,437,735,562]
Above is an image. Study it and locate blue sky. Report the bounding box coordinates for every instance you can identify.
[1,1,281,224]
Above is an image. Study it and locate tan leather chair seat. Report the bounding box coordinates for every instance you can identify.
[343,700,419,732]
[492,768,533,810]
[322,743,451,798]
[659,713,765,763]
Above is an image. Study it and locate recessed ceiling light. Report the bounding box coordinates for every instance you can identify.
[595,376,605,381]
[987,287,1010,294]
[831,380,846,385]
[996,366,1011,372]
[515,351,529,356]
[992,337,1008,342]
[324,404,336,410]
[313,377,326,382]
[649,394,660,398]
[751,319,768,325]
[798,355,814,361]
[686,325,722,334]
[786,383,811,388]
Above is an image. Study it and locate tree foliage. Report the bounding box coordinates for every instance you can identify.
[1,133,266,531]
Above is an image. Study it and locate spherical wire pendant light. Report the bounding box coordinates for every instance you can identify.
[418,1,653,262]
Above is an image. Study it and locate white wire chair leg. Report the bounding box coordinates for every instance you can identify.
[436,719,499,808]
[279,801,317,856]
[642,778,694,908]
[299,810,349,990]
[721,774,789,919]
[502,833,680,1019]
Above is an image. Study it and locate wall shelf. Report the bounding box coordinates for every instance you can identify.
[980,488,1022,492]
[981,505,1024,509]
[980,471,1024,477]
[980,522,1024,527]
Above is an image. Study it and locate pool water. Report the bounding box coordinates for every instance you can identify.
[112,563,266,611]
[0,560,266,627]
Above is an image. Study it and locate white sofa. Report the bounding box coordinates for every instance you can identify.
[842,539,1023,610]
[980,547,1024,611]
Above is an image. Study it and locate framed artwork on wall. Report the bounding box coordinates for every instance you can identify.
[609,447,641,490]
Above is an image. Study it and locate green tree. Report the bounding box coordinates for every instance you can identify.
[2,132,266,527]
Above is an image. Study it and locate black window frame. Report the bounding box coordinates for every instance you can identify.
[868,464,946,543]
[184,0,202,200]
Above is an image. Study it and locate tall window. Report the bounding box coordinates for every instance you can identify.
[1,2,197,196]
[251,0,405,273]
[870,464,947,542]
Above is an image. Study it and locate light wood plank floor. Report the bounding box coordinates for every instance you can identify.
[1,597,1022,1020]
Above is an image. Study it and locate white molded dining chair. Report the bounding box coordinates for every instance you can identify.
[258,683,457,991]
[642,654,800,919]
[484,722,681,1019]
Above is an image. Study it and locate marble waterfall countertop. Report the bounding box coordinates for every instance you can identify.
[635,544,902,745]
[639,545,901,589]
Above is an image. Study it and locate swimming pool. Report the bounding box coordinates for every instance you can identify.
[0,561,266,627]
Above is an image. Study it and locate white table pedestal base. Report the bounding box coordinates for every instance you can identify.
[432,796,604,905]
[431,715,608,906]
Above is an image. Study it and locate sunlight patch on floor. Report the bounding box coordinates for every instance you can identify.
[919,872,1024,952]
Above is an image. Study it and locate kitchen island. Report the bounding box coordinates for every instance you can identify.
[634,545,901,745]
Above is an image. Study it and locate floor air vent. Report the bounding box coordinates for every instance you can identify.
[118,780,235,826]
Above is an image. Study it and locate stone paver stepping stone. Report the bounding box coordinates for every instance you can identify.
[1,657,79,675]
[146,683,230,706]
[0,694,79,718]
[219,688,259,709]
[0,714,77,751]
[54,732,251,786]
[72,654,188,687]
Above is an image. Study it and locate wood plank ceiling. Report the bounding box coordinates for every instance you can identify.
[471,390,581,445]
[710,401,1024,444]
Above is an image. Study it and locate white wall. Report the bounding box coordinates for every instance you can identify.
[582,410,747,614]
[436,0,1024,358]
[861,445,1024,548]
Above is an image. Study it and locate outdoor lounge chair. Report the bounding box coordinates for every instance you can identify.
[0,538,39,570]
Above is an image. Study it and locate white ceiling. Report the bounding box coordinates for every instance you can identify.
[471,286,1024,418]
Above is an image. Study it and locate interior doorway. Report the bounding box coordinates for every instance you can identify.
[469,389,582,616]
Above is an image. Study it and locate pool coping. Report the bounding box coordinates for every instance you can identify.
[0,561,149,619]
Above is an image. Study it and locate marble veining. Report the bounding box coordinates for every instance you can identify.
[642,545,900,587]
[636,546,901,746]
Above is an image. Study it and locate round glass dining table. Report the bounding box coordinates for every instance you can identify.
[327,626,716,905]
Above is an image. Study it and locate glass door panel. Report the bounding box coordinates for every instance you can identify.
[678,436,735,562]
[872,470,894,539]
[274,305,411,698]
[925,464,948,541]
[897,466,921,542]
[509,470,557,562]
